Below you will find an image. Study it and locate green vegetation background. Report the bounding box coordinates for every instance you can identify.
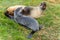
[0,0,60,40]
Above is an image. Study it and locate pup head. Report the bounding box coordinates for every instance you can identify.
[40,2,46,10]
[21,7,33,15]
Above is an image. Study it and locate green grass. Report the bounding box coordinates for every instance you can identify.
[0,0,60,40]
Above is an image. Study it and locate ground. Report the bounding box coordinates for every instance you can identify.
[0,0,60,40]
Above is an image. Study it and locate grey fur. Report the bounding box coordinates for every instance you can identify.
[13,7,43,38]
[5,7,43,38]
[14,7,40,31]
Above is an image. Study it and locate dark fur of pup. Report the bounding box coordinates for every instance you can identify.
[21,7,33,15]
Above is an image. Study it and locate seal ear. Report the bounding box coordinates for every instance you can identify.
[21,7,33,15]
[40,2,46,10]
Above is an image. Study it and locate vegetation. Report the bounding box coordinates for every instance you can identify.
[0,0,60,40]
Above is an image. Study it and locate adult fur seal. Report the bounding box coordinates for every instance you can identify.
[4,2,46,18]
